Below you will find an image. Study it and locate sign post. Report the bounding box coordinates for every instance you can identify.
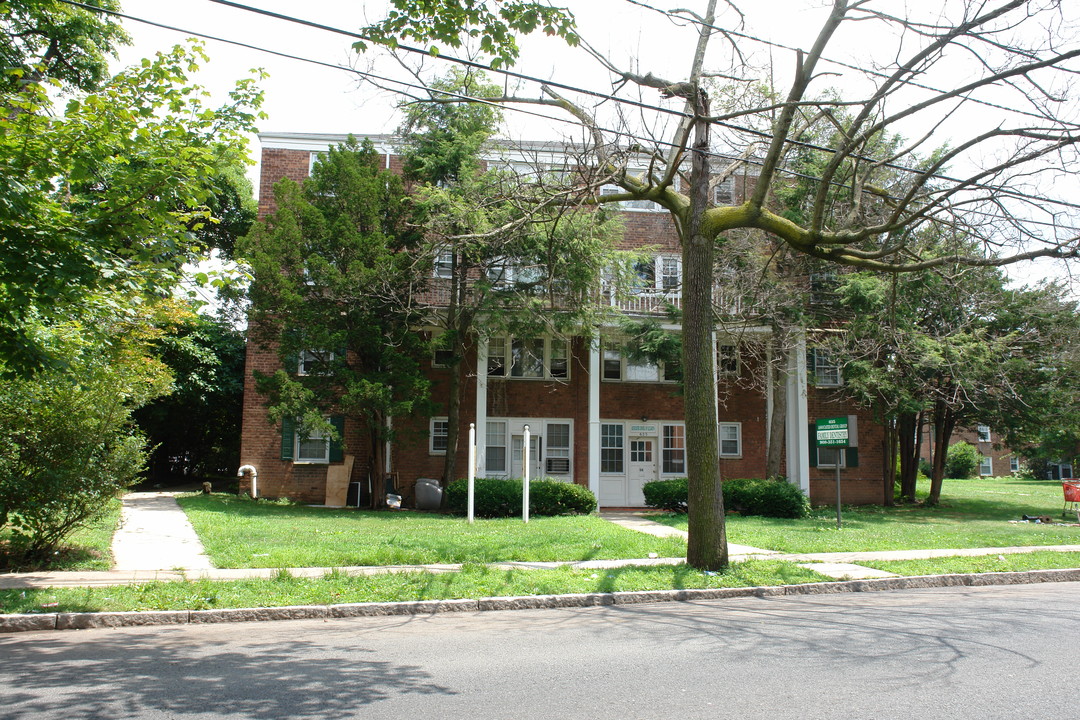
[467,423,476,524]
[816,417,849,529]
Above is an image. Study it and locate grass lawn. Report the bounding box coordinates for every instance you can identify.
[0,497,122,572]
[650,476,1080,553]
[0,560,829,614]
[176,493,687,568]
[859,551,1080,577]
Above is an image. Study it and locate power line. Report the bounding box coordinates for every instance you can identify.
[53,0,1080,234]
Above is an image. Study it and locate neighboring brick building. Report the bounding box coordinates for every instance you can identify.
[239,132,887,507]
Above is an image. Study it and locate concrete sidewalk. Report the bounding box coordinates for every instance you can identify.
[110,492,212,572]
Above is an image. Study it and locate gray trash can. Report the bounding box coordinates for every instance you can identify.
[414,478,443,511]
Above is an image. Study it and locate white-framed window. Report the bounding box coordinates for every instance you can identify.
[631,255,681,294]
[486,421,507,473]
[1010,456,1020,473]
[296,425,330,463]
[602,343,675,383]
[719,422,741,457]
[601,424,624,473]
[713,177,735,205]
[977,425,992,443]
[487,337,506,376]
[600,183,661,211]
[816,446,846,468]
[298,349,334,376]
[718,344,739,375]
[546,423,571,474]
[308,151,327,175]
[662,424,686,475]
[487,337,570,380]
[979,456,993,476]
[811,349,842,387]
[603,346,623,380]
[432,348,453,368]
[433,250,454,279]
[430,418,449,455]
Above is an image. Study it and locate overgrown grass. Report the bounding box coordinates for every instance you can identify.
[860,551,1080,576]
[177,493,687,568]
[650,476,1079,553]
[0,560,829,614]
[0,497,122,572]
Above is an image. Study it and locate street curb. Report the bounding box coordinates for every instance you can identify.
[4,567,1079,634]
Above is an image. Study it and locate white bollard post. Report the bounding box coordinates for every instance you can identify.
[523,424,531,524]
[467,423,476,524]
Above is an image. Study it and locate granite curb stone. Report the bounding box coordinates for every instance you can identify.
[4,567,1080,634]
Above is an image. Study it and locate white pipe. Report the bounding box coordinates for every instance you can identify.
[468,423,476,524]
[237,464,258,499]
[523,424,531,524]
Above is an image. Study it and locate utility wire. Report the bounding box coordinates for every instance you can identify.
[53,0,1080,233]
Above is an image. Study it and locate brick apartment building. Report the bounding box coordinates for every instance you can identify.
[239,132,887,508]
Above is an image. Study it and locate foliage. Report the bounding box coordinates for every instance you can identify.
[133,306,246,479]
[241,136,430,456]
[445,477,596,517]
[944,442,981,480]
[355,0,579,69]
[643,478,809,519]
[642,477,688,513]
[0,316,171,561]
[0,42,264,376]
[1,0,128,93]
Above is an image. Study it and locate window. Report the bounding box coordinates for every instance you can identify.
[602,344,674,383]
[633,259,656,292]
[550,339,568,379]
[308,151,326,175]
[660,256,680,291]
[430,418,449,455]
[810,271,838,304]
[816,447,846,468]
[625,357,661,382]
[281,416,342,464]
[298,349,334,376]
[603,346,622,380]
[601,424,624,473]
[632,256,681,294]
[511,338,545,378]
[600,184,660,211]
[546,423,571,474]
[977,425,991,443]
[719,423,741,457]
[297,425,330,463]
[487,421,507,473]
[713,177,735,205]
[979,456,993,476]
[1010,456,1020,473]
[662,425,685,474]
[811,349,842,387]
[487,337,506,376]
[718,344,739,375]
[433,250,454,279]
[433,348,453,368]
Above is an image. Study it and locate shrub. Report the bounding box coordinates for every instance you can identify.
[642,478,688,512]
[944,441,981,479]
[445,477,596,517]
[642,477,809,518]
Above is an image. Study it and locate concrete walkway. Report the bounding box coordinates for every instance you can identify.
[110,492,212,572]
[2,499,1079,590]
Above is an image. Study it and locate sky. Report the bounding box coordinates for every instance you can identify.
[108,0,1079,290]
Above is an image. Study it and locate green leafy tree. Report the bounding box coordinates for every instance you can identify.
[241,137,430,490]
[0,41,264,376]
[0,313,172,563]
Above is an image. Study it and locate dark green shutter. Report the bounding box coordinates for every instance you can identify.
[808,424,817,467]
[281,417,295,461]
[845,447,859,468]
[329,415,345,462]
[284,351,299,374]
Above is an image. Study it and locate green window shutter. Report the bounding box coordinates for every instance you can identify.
[283,351,299,374]
[281,417,296,461]
[808,423,817,467]
[846,447,859,468]
[329,415,345,462]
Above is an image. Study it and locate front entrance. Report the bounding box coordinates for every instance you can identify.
[511,434,544,479]
[627,438,656,506]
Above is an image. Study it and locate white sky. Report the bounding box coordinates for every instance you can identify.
[110,0,1079,290]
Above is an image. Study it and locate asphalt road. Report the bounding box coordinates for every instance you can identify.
[2,583,1079,719]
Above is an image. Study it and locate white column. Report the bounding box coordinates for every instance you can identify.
[785,329,811,494]
[475,335,488,478]
[588,333,601,500]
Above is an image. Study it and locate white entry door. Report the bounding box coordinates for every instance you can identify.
[628,438,656,506]
[511,434,544,479]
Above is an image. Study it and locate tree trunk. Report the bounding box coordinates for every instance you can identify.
[765,342,787,479]
[880,413,896,507]
[897,411,919,502]
[927,401,956,506]
[683,90,727,571]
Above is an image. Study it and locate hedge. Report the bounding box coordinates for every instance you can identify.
[642,477,809,518]
[445,477,597,518]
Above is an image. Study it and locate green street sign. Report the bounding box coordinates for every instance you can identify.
[816,417,849,447]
